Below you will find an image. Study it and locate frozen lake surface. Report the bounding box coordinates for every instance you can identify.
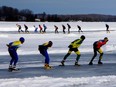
[0,22,116,87]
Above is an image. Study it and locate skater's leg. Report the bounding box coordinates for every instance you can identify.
[61,50,72,66]
[98,48,103,64]
[75,50,81,65]
[89,49,97,65]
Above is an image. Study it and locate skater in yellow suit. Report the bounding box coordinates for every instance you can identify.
[38,41,53,69]
[61,35,85,66]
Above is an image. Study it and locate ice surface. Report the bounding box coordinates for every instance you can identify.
[0,22,116,87]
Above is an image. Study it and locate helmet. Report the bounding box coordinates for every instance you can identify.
[80,35,85,40]
[104,37,108,41]
[19,37,25,43]
[48,41,53,47]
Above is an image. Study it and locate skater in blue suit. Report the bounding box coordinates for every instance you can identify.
[7,37,25,71]
[43,24,47,33]
[38,41,53,69]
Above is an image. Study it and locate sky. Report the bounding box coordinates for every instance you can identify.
[0,0,116,15]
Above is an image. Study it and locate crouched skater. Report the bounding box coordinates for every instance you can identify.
[7,37,25,71]
[61,35,85,66]
[38,41,53,69]
[89,37,109,65]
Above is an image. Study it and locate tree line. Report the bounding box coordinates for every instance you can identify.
[1,6,116,22]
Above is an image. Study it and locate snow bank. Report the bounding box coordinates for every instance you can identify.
[0,75,116,87]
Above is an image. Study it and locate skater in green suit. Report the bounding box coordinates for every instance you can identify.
[61,35,85,66]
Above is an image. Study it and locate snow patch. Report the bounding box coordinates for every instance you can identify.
[0,75,116,87]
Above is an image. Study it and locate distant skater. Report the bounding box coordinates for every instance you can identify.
[67,23,71,34]
[24,24,29,33]
[6,37,25,71]
[54,25,59,33]
[43,24,47,33]
[39,25,43,33]
[38,41,53,69]
[105,24,110,33]
[61,35,85,66]
[16,24,24,33]
[34,25,38,33]
[89,37,109,65]
[77,25,83,33]
[62,24,66,34]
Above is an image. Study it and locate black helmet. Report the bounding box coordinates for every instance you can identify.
[104,37,108,41]
[19,37,25,43]
[48,41,53,47]
[80,35,85,40]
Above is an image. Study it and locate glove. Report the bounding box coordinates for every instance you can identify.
[68,45,72,48]
[6,44,10,48]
